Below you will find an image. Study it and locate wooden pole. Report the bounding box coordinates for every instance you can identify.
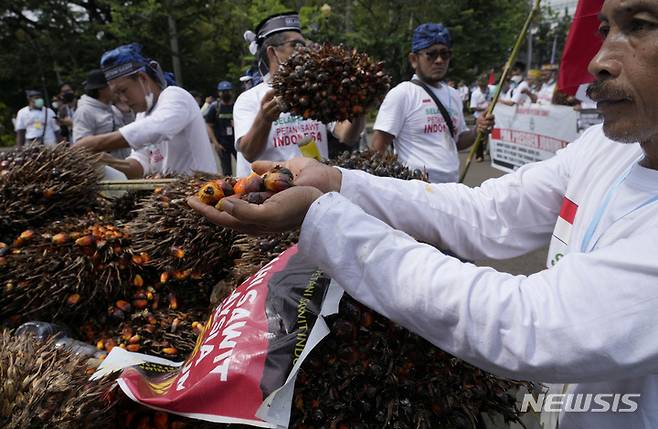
[459,0,542,183]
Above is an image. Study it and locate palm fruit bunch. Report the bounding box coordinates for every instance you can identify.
[0,217,144,325]
[98,191,153,224]
[289,295,534,428]
[328,150,429,181]
[128,176,237,278]
[195,165,295,209]
[0,330,119,429]
[0,144,101,242]
[83,308,208,360]
[272,43,391,123]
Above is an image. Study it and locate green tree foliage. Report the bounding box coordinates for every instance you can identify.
[0,0,570,141]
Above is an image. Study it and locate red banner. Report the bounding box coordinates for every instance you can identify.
[557,0,604,96]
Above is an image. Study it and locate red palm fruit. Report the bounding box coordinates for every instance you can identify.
[19,230,34,241]
[168,293,178,310]
[233,172,264,195]
[197,182,224,205]
[66,293,81,306]
[160,272,169,284]
[133,274,144,288]
[170,246,185,259]
[75,235,95,247]
[115,300,131,313]
[213,178,234,196]
[243,191,274,205]
[126,344,141,352]
[51,233,69,245]
[132,299,148,310]
[162,347,178,356]
[263,167,294,192]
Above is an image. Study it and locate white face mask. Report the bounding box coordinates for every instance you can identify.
[510,75,523,84]
[139,77,154,112]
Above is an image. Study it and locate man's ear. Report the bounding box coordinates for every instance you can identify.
[408,52,418,71]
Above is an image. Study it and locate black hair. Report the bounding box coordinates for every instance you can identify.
[86,88,101,99]
[513,61,527,72]
[59,82,74,92]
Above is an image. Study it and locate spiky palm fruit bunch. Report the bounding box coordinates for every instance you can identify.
[97,191,152,224]
[231,232,299,282]
[128,177,236,278]
[0,144,101,242]
[272,43,391,123]
[87,308,208,361]
[0,330,119,429]
[328,150,429,181]
[290,296,534,428]
[0,219,144,324]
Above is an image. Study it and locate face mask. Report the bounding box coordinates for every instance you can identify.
[52,101,60,109]
[510,75,523,84]
[139,78,154,112]
[34,98,45,109]
[62,92,75,103]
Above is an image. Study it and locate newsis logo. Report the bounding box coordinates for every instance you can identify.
[521,393,640,413]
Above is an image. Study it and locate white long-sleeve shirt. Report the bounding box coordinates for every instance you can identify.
[298,124,658,428]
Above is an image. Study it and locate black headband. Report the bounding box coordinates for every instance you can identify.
[256,13,301,43]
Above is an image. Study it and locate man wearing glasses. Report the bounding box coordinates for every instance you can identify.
[233,12,366,177]
[372,23,494,183]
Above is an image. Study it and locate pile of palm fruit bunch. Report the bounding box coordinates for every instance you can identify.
[0,144,102,242]
[0,216,144,326]
[328,149,429,181]
[288,295,534,428]
[127,176,236,279]
[272,43,391,123]
[0,329,119,429]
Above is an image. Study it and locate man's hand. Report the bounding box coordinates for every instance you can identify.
[475,113,495,135]
[259,89,283,122]
[251,158,342,194]
[188,186,323,235]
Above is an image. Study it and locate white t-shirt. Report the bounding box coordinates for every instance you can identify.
[233,79,329,177]
[469,87,490,118]
[373,76,467,183]
[503,80,532,106]
[120,86,218,176]
[537,81,556,105]
[300,124,658,429]
[15,106,60,144]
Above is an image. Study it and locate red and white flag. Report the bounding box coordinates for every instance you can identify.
[557,0,605,96]
[553,196,579,247]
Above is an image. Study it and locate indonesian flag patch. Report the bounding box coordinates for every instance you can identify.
[553,196,578,246]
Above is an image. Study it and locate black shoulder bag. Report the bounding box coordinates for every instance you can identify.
[411,79,457,141]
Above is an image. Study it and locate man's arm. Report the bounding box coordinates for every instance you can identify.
[455,113,494,151]
[100,153,144,179]
[237,90,280,162]
[371,130,394,153]
[206,124,223,152]
[299,193,658,383]
[16,129,26,146]
[76,131,129,153]
[332,115,366,146]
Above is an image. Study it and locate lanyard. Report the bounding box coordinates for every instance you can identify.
[580,157,658,252]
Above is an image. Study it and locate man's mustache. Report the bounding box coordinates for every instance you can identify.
[586,80,632,102]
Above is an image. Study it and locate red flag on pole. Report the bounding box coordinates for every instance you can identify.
[557,0,605,96]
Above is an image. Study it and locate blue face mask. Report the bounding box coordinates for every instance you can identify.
[34,98,45,109]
